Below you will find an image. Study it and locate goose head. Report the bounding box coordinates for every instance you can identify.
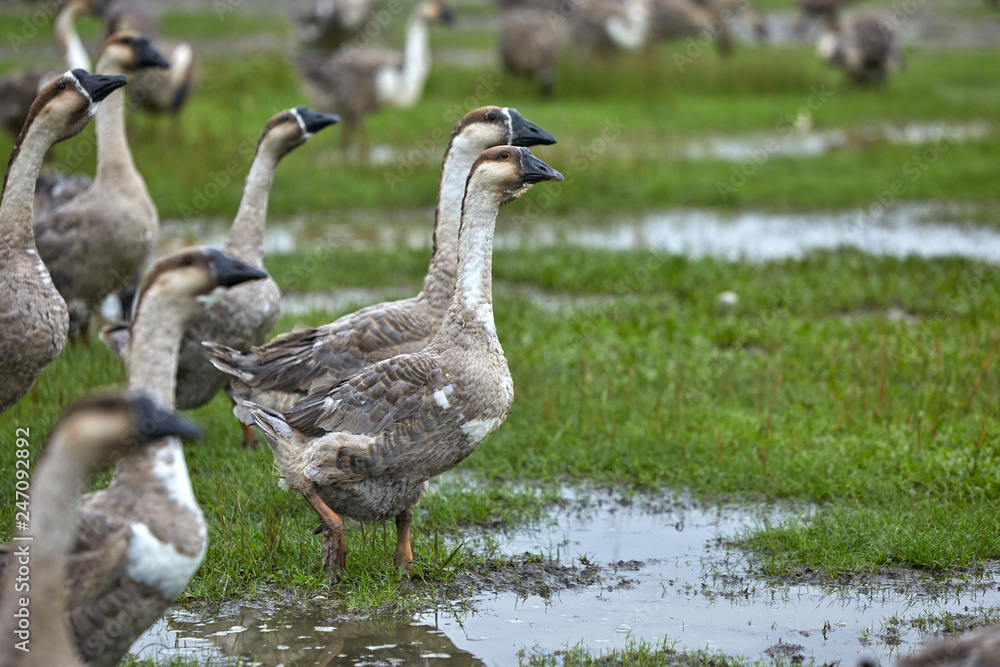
[19,69,127,144]
[257,107,340,160]
[96,31,169,75]
[54,392,202,472]
[467,146,563,207]
[133,247,269,327]
[417,0,455,26]
[456,106,556,152]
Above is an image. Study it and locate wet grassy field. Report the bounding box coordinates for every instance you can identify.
[1,0,1000,664]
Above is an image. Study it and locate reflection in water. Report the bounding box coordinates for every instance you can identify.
[134,605,485,666]
[128,491,1000,666]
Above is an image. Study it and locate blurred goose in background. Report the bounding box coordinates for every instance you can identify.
[103,0,200,114]
[0,0,97,138]
[0,70,127,416]
[498,7,561,96]
[0,393,201,667]
[296,0,454,157]
[104,107,340,444]
[33,32,167,340]
[297,0,376,53]
[898,625,1000,667]
[205,106,556,446]
[570,0,651,58]
[246,146,564,581]
[817,12,902,85]
[0,248,266,667]
[649,0,765,55]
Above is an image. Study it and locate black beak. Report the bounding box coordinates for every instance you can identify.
[509,108,556,147]
[72,70,128,102]
[135,36,170,69]
[132,394,203,442]
[520,150,563,184]
[207,248,269,287]
[295,106,340,134]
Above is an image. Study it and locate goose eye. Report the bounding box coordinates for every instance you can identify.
[499,151,510,159]
[485,111,497,122]
[182,255,195,266]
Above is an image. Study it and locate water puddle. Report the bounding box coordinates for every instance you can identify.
[128,489,1000,666]
[160,202,1000,266]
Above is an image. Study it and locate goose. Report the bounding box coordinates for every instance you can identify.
[105,107,340,438]
[897,625,1000,667]
[0,70,127,416]
[569,0,652,58]
[204,106,556,446]
[0,0,97,138]
[648,0,765,55]
[0,247,267,667]
[498,8,562,95]
[102,0,200,114]
[246,146,564,581]
[0,393,201,667]
[32,32,168,340]
[297,0,376,53]
[296,0,454,156]
[817,12,902,86]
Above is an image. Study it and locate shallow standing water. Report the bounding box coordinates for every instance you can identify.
[130,490,1000,666]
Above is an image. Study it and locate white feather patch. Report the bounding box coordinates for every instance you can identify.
[126,522,205,599]
[460,416,502,445]
[433,385,453,409]
[152,442,201,512]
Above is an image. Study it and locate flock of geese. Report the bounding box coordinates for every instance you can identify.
[0,3,562,662]
[0,0,997,666]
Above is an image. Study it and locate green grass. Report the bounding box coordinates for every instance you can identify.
[1,0,1000,662]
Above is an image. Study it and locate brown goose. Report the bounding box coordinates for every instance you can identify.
[0,0,97,138]
[205,106,556,445]
[817,12,902,86]
[297,0,376,53]
[899,625,1000,667]
[570,0,651,58]
[103,0,200,114]
[498,8,562,96]
[296,0,454,155]
[0,70,127,416]
[247,146,563,580]
[33,32,168,340]
[0,248,266,667]
[106,108,340,432]
[0,393,201,667]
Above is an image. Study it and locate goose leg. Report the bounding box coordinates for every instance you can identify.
[300,479,347,581]
[394,508,413,568]
[240,422,261,449]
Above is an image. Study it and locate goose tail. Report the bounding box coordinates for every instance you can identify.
[203,341,257,382]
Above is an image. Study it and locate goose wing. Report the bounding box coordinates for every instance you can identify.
[284,351,450,438]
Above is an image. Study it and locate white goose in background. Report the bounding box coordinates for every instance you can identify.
[0,247,267,667]
[817,12,903,85]
[0,70,127,416]
[0,393,201,667]
[246,146,564,581]
[297,0,454,156]
[568,0,651,59]
[204,106,556,446]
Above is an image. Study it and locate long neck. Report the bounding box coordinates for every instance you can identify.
[93,78,139,186]
[0,433,89,667]
[1,118,56,251]
[432,178,501,343]
[419,132,483,307]
[397,13,431,106]
[55,3,91,71]
[223,145,279,265]
[125,292,195,407]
